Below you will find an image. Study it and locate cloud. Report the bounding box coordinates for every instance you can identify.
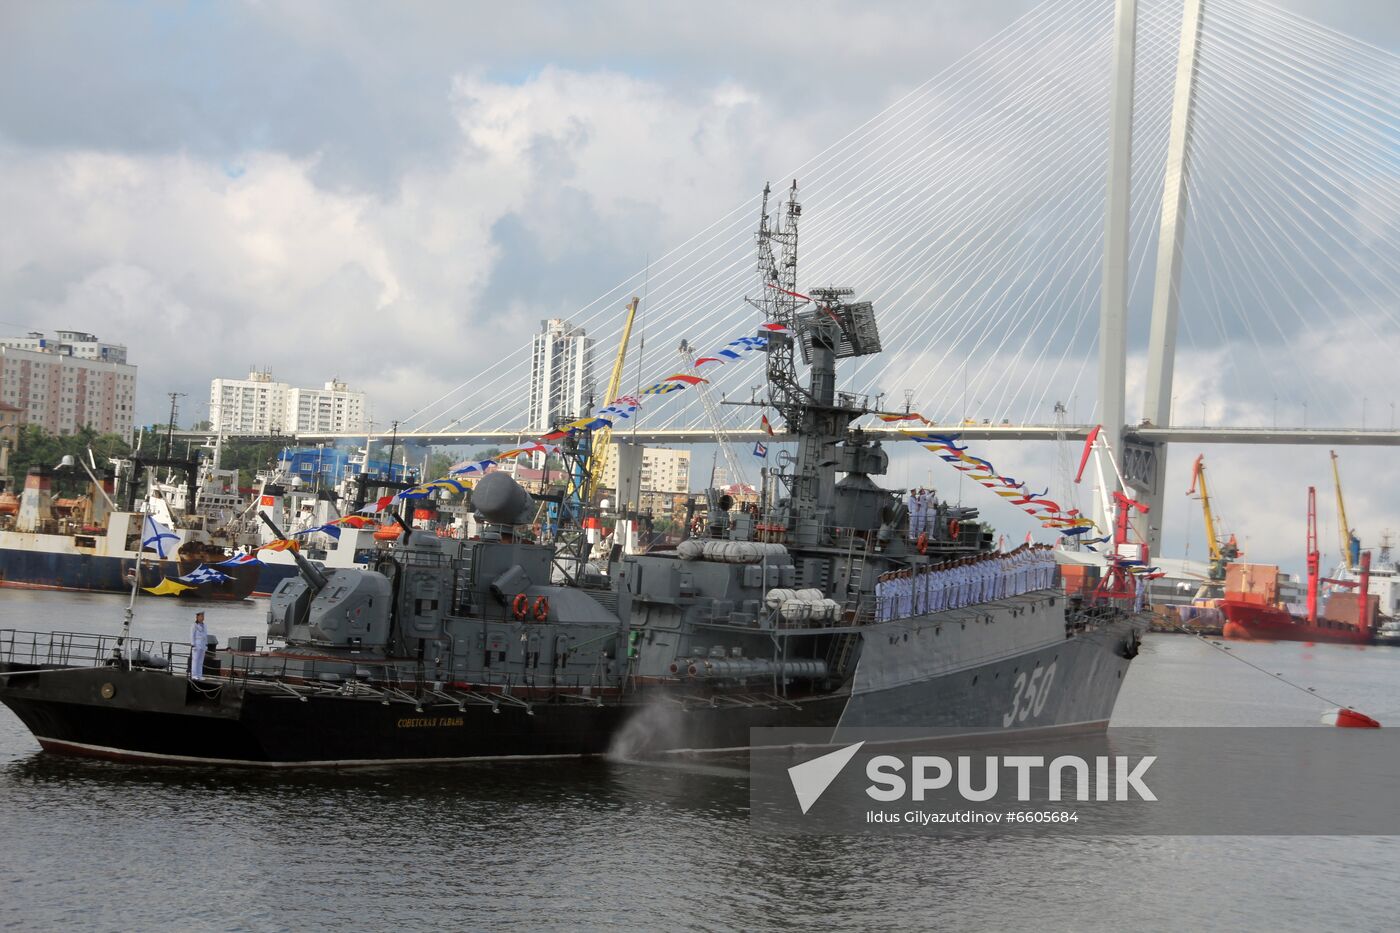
[0,63,825,426]
[1,0,1396,573]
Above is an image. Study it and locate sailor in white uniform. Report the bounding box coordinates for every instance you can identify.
[897,570,913,618]
[190,611,208,681]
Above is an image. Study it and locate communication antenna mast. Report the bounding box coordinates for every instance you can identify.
[747,180,807,426]
[159,392,186,461]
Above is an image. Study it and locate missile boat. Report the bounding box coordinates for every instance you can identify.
[0,185,1147,766]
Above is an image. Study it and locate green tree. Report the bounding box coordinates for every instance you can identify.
[219,439,290,489]
[9,425,133,496]
[426,451,455,480]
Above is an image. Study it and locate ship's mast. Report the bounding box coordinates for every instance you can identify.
[746,182,882,546]
[752,180,806,425]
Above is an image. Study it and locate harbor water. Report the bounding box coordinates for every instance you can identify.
[2,589,1398,932]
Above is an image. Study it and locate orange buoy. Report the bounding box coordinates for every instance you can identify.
[533,595,549,621]
[916,532,928,555]
[1322,708,1381,728]
[512,593,530,620]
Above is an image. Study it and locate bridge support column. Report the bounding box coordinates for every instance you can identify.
[613,441,645,514]
[1097,0,1137,533]
[1122,437,1166,553]
[1140,0,1205,553]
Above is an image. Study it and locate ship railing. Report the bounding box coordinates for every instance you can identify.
[0,628,167,670]
[0,628,621,695]
[189,644,620,696]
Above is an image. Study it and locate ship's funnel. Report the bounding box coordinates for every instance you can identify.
[472,471,535,525]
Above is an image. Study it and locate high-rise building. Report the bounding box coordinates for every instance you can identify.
[0,330,128,363]
[0,331,137,438]
[527,319,594,432]
[210,370,288,435]
[285,379,368,434]
[0,401,20,485]
[210,371,367,435]
[599,444,691,518]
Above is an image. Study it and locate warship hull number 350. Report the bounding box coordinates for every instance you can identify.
[0,184,1145,766]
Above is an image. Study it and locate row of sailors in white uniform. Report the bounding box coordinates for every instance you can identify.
[873,544,1059,621]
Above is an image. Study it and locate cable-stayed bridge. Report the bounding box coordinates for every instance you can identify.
[257,0,1396,548]
[284,425,1400,447]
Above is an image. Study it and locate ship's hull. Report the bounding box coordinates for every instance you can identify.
[1220,600,1372,645]
[0,545,264,600]
[0,607,1142,766]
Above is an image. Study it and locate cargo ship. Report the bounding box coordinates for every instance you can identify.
[1221,488,1374,645]
[0,449,394,598]
[0,465,262,599]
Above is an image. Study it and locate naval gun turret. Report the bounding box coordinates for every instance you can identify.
[262,513,393,650]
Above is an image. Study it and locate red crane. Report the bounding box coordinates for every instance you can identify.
[1305,486,1320,623]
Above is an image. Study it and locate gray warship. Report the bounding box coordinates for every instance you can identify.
[0,184,1145,765]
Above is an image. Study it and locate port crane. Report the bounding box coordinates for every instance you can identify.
[1305,486,1322,623]
[1330,450,1359,571]
[584,297,640,502]
[1185,454,1240,599]
[1074,425,1151,602]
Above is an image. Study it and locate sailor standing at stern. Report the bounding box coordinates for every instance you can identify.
[190,611,208,681]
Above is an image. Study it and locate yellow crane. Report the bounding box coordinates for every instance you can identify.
[1186,454,1239,586]
[1330,449,1357,571]
[585,297,640,502]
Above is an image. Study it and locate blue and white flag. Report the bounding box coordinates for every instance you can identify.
[292,522,343,540]
[753,442,768,459]
[178,564,231,585]
[217,553,263,567]
[141,514,180,558]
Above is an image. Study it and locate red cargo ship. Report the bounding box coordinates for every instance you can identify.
[1221,487,1375,646]
[1220,600,1371,645]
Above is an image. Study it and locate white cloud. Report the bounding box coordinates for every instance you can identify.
[2,0,1396,574]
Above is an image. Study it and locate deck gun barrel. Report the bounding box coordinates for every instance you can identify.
[257,513,329,591]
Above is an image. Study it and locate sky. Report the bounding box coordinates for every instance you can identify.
[1,0,1397,575]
